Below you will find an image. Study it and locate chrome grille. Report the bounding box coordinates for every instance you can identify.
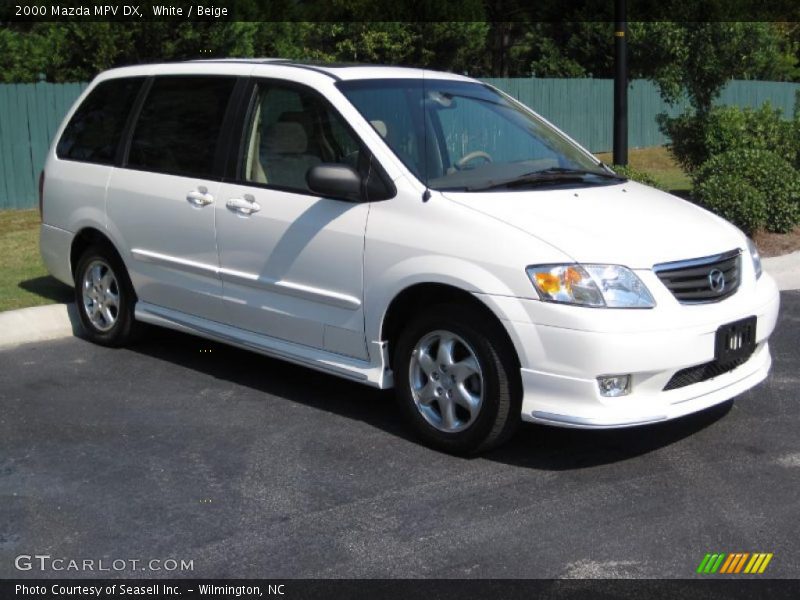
[654,249,741,304]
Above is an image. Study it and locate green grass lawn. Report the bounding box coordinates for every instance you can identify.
[0,209,72,312]
[596,146,691,193]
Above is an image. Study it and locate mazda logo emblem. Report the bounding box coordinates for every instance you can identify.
[708,269,725,293]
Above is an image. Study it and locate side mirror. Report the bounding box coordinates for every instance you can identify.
[306,164,363,202]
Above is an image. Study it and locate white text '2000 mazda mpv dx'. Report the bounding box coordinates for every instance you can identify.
[40,60,780,453]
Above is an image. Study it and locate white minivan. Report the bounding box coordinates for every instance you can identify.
[40,60,780,453]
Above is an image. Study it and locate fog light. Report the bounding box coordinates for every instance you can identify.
[597,374,631,397]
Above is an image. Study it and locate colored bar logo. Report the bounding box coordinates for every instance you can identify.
[697,553,773,574]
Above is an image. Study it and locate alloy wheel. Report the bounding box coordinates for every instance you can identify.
[81,259,120,332]
[408,329,484,433]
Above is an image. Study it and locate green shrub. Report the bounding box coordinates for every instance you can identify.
[610,164,664,190]
[658,103,800,173]
[657,111,708,173]
[694,176,768,234]
[693,149,800,234]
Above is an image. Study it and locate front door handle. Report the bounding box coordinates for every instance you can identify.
[187,187,214,207]
[226,195,261,215]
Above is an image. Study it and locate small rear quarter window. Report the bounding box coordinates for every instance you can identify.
[56,78,143,165]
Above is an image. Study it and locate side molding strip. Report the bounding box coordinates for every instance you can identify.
[130,248,361,310]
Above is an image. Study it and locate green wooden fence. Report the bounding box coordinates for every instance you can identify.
[483,78,800,153]
[0,82,88,210]
[2,78,799,210]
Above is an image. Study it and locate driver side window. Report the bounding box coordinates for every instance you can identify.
[243,83,362,193]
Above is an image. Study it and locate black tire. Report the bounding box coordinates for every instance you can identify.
[74,244,139,347]
[393,303,521,455]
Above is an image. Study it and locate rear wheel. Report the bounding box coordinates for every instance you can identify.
[393,304,521,454]
[74,245,139,347]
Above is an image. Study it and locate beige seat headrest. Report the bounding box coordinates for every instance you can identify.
[263,122,308,155]
[370,120,388,139]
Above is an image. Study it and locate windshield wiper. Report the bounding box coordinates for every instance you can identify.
[536,167,624,179]
[465,167,626,192]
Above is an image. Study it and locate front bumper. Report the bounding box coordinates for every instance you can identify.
[482,271,780,429]
[522,342,771,427]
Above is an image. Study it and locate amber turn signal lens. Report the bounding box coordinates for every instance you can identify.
[564,266,582,290]
[534,272,561,294]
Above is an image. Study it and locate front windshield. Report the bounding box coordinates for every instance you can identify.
[337,78,609,191]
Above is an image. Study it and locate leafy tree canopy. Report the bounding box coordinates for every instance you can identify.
[1,20,798,107]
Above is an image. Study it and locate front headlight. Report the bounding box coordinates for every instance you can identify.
[527,264,656,308]
[746,238,763,280]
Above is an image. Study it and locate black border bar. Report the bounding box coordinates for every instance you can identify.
[3,0,800,23]
[4,579,800,600]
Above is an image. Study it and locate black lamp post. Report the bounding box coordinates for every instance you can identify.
[613,0,628,165]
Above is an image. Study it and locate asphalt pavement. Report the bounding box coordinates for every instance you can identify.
[1,292,799,579]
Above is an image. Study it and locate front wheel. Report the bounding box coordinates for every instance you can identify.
[74,245,139,347]
[393,304,521,455]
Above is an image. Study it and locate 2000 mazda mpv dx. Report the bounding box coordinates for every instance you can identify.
[40,60,780,453]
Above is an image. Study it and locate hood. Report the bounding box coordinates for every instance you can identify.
[442,181,745,269]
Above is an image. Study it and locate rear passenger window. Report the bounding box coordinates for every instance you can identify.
[56,78,143,165]
[127,76,236,178]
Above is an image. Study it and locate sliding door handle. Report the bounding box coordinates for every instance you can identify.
[187,187,214,207]
[226,195,261,215]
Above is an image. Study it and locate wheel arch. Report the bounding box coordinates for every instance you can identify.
[380,282,522,375]
[70,228,135,303]
[70,228,125,275]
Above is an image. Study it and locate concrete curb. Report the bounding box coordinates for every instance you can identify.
[0,252,798,350]
[0,303,82,350]
[763,251,800,292]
